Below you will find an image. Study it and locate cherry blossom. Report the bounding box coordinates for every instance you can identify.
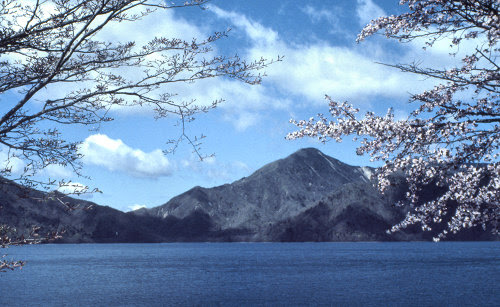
[289,0,499,240]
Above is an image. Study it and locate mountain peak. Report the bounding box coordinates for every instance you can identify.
[288,147,346,168]
[292,147,322,157]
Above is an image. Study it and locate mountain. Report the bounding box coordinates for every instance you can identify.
[0,178,226,243]
[143,148,497,241]
[145,148,374,239]
[2,148,497,242]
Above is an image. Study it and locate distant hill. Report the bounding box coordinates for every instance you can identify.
[0,178,224,243]
[1,148,497,242]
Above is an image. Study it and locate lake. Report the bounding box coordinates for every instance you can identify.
[1,242,499,306]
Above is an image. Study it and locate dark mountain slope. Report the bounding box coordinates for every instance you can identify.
[264,182,405,241]
[144,148,498,241]
[2,148,497,242]
[0,179,224,243]
[266,181,497,242]
[147,148,375,235]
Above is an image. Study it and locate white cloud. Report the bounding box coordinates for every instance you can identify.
[98,7,205,45]
[0,147,25,176]
[356,0,386,26]
[408,30,482,68]
[0,146,74,180]
[302,5,338,25]
[83,5,286,131]
[224,111,260,131]
[5,1,57,33]
[188,78,289,130]
[301,5,348,36]
[79,134,173,178]
[210,5,434,105]
[30,5,215,116]
[127,204,147,212]
[258,43,432,102]
[208,5,278,46]
[354,1,477,70]
[14,4,285,132]
[42,164,73,179]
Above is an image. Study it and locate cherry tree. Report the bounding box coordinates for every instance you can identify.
[288,0,499,240]
[0,0,275,270]
[0,0,274,190]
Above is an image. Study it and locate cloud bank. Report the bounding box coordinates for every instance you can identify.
[356,0,386,26]
[209,2,432,109]
[80,134,173,178]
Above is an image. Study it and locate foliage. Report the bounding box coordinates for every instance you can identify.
[288,0,499,240]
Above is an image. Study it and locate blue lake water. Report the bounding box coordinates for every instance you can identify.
[1,242,499,306]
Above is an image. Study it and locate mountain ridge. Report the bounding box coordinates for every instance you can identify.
[145,147,376,237]
[1,148,497,242]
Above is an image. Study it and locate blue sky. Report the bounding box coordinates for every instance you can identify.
[3,0,461,211]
